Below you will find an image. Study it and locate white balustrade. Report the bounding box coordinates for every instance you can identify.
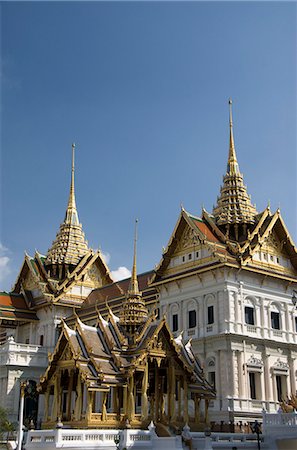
[0,340,48,367]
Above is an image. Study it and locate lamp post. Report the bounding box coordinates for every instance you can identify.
[251,420,261,450]
[17,381,28,450]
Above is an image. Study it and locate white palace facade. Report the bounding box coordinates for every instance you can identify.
[1,102,297,428]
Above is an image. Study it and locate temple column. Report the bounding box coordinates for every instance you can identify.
[86,391,93,422]
[183,378,189,423]
[177,377,181,419]
[44,389,50,422]
[204,398,209,425]
[51,373,60,421]
[194,395,200,425]
[102,392,107,421]
[113,387,120,417]
[127,375,135,421]
[123,385,128,418]
[154,365,159,421]
[141,366,148,420]
[168,361,176,422]
[66,370,74,420]
[74,376,82,421]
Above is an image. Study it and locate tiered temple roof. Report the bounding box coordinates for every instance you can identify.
[212,100,257,240]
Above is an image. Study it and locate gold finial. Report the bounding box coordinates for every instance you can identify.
[129,219,140,296]
[68,143,76,211]
[227,98,239,175]
[64,143,79,225]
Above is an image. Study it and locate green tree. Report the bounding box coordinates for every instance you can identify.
[0,407,16,442]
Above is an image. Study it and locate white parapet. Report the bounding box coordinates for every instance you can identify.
[24,426,183,450]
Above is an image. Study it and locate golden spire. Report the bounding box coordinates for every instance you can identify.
[65,143,79,225]
[212,100,257,235]
[227,99,239,175]
[120,219,148,332]
[128,219,140,296]
[45,144,89,271]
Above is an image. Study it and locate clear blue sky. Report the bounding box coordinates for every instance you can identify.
[1,1,296,291]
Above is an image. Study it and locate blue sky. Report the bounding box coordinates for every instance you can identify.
[1,1,296,291]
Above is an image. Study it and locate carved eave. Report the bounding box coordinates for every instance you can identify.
[106,308,127,347]
[135,309,158,345]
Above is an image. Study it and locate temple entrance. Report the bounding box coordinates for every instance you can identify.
[148,358,170,424]
[24,380,39,428]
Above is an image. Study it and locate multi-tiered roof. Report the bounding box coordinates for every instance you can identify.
[212,100,257,240]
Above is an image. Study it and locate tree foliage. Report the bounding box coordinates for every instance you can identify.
[0,407,16,441]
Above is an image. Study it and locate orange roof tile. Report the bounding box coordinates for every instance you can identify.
[190,218,220,243]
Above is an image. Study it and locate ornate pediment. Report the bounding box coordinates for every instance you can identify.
[261,232,284,256]
[247,355,263,368]
[60,344,73,362]
[273,358,289,371]
[86,264,102,287]
[176,225,201,252]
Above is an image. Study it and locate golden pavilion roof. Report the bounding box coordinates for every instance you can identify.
[45,144,89,266]
[212,100,257,227]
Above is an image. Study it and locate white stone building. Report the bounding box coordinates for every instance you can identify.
[1,105,296,428]
[150,101,297,424]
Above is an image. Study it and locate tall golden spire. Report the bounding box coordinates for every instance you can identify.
[227,99,239,175]
[65,143,78,224]
[212,100,257,238]
[45,144,89,271]
[129,219,140,296]
[120,220,148,333]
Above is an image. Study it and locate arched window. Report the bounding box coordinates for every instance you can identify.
[171,304,179,333]
[207,359,216,390]
[270,303,281,330]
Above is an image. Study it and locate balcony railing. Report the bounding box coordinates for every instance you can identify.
[0,338,48,367]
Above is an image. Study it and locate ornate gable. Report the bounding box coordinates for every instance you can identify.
[151,209,229,283]
[242,210,297,275]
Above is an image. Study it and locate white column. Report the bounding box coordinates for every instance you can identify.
[234,292,239,333]
[236,351,243,398]
[263,353,272,403]
[260,298,266,338]
[285,304,292,340]
[289,355,296,395]
[266,305,272,339]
